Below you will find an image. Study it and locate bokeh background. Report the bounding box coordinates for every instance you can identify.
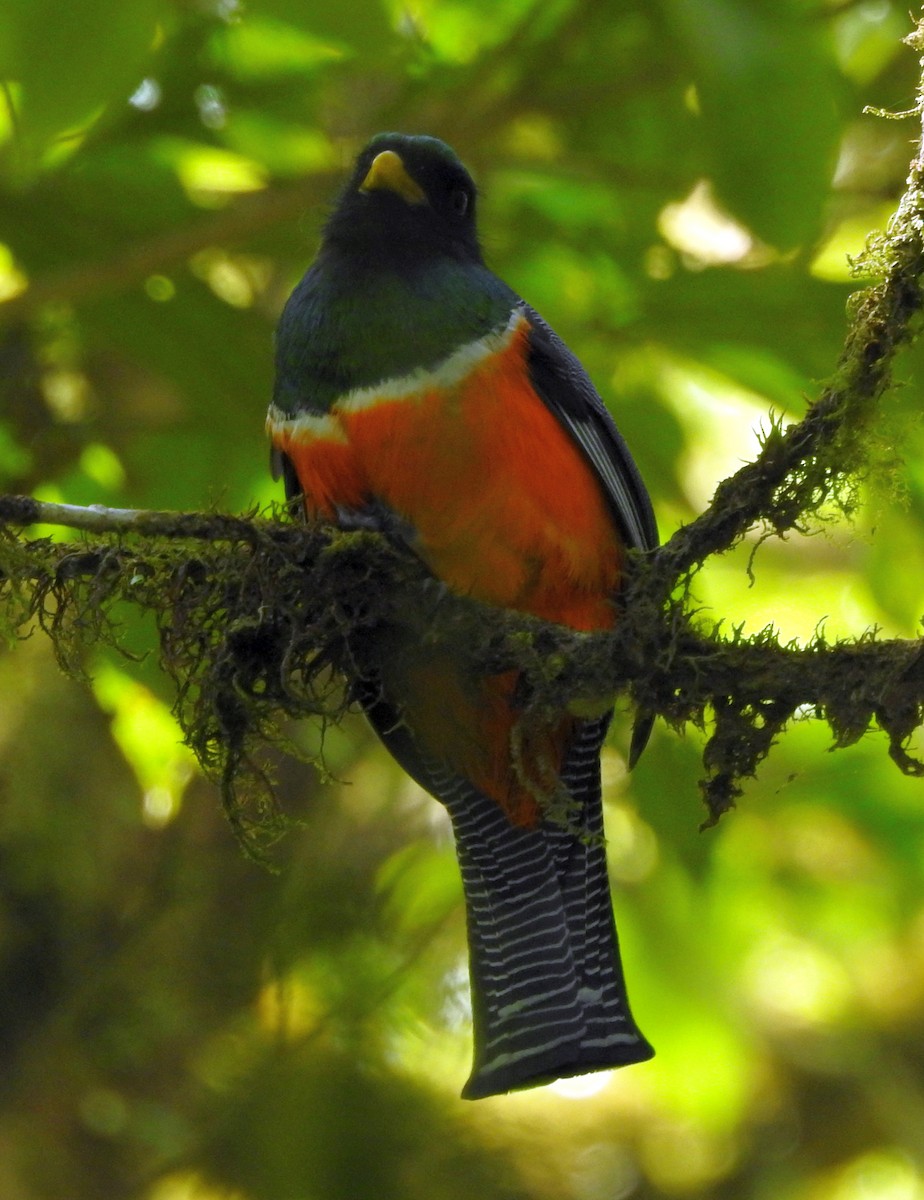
[3,2,924,1197]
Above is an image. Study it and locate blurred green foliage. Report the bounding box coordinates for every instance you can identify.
[2,1,924,1198]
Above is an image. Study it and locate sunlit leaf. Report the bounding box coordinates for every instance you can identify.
[664,0,843,246]
[0,0,164,175]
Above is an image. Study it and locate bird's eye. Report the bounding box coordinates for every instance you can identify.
[450,188,469,217]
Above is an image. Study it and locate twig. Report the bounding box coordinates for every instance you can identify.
[0,494,277,541]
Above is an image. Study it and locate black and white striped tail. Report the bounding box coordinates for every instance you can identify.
[356,677,652,1098]
[429,714,652,1098]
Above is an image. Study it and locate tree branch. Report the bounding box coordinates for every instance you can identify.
[1,484,923,848]
[650,108,924,592]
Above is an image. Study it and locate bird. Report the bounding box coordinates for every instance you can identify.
[267,133,658,1099]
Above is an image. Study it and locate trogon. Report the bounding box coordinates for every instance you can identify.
[267,133,658,1099]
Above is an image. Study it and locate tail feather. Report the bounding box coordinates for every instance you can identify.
[545,717,642,1061]
[355,679,653,1099]
[430,714,653,1099]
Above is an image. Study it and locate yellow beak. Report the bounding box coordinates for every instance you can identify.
[359,150,427,205]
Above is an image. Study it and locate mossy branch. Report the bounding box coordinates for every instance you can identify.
[651,104,924,592]
[4,27,924,854]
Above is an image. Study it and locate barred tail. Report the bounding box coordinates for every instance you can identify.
[430,716,653,1099]
[358,673,653,1099]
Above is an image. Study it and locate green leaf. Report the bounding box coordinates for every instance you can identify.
[665,0,843,247]
[0,0,163,174]
[250,0,393,56]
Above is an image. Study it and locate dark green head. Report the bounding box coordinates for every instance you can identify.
[274,133,516,412]
[322,133,483,268]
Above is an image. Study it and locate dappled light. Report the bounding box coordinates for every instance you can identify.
[2,1,924,1198]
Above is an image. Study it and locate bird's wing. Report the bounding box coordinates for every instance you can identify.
[520,302,658,554]
[519,302,658,763]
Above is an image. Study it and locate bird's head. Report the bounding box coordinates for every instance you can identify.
[322,133,483,268]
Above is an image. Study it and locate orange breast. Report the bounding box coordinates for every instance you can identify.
[268,312,623,822]
[271,314,622,629]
